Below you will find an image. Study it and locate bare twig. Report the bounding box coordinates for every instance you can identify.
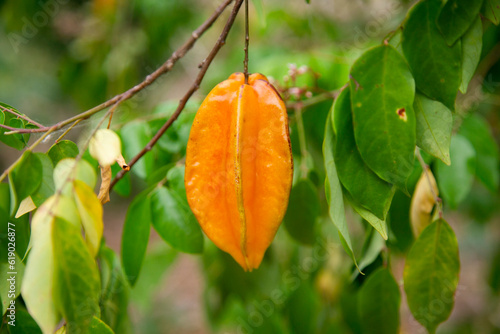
[2,0,234,136]
[110,0,245,190]
[55,119,83,143]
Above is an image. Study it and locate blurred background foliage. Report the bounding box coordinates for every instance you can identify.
[1,0,500,333]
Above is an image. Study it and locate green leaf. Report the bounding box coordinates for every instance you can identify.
[359,268,401,334]
[151,187,204,254]
[388,28,403,55]
[404,219,460,333]
[387,191,414,253]
[333,87,394,220]
[9,306,43,334]
[251,0,267,27]
[146,164,173,186]
[122,193,151,286]
[284,178,319,245]
[351,230,385,280]
[323,113,358,267]
[435,135,476,208]
[0,183,9,228]
[350,44,416,190]
[12,151,43,202]
[459,17,483,93]
[53,158,97,195]
[414,94,453,165]
[73,180,104,257]
[31,153,55,207]
[286,282,320,334]
[437,0,484,46]
[340,288,362,334]
[166,165,188,203]
[343,187,389,240]
[47,140,79,165]
[121,122,153,179]
[402,0,461,110]
[111,163,131,197]
[0,253,25,314]
[99,246,131,334]
[482,0,500,24]
[9,118,26,144]
[21,195,81,333]
[89,316,115,334]
[52,217,101,334]
[129,243,177,312]
[0,103,28,150]
[8,176,18,217]
[459,114,499,191]
[151,106,194,156]
[21,214,60,334]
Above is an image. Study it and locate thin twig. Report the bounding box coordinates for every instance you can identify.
[0,128,56,182]
[0,105,45,128]
[55,119,83,143]
[415,148,443,218]
[110,0,245,190]
[106,97,125,129]
[2,0,235,136]
[0,123,24,132]
[285,90,338,109]
[243,0,249,84]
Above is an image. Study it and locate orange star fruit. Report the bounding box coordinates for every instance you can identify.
[185,72,293,271]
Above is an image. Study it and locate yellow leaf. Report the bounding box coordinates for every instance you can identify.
[30,195,81,246]
[410,168,439,237]
[53,158,97,195]
[73,180,103,257]
[22,195,82,334]
[97,166,111,204]
[89,129,122,167]
[15,196,36,218]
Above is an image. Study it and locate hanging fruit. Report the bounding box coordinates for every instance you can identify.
[185,72,293,271]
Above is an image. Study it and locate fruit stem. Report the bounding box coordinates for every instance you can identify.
[243,0,249,84]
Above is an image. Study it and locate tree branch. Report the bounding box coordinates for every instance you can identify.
[110,0,245,191]
[2,0,234,136]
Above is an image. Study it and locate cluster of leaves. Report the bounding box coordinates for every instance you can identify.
[318,0,500,333]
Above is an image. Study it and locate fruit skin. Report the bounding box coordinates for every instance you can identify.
[185,72,293,271]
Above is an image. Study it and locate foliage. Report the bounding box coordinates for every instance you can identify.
[0,0,499,333]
